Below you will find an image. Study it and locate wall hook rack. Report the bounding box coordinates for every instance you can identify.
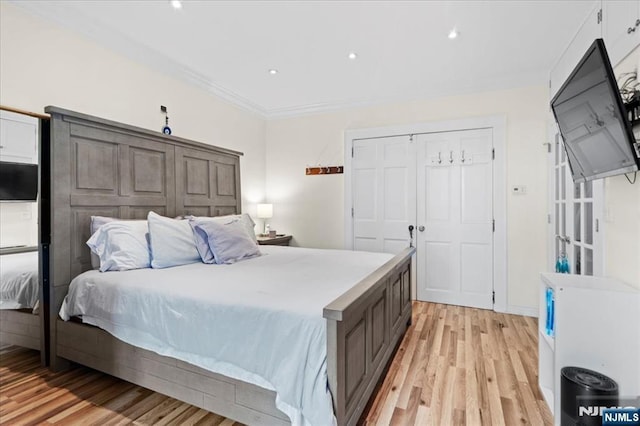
[305,166,344,175]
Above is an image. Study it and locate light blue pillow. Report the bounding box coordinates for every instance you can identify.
[189,220,216,264]
[148,212,201,269]
[192,218,261,264]
[189,214,258,264]
[86,221,151,272]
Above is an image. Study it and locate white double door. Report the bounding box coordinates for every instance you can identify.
[352,128,494,309]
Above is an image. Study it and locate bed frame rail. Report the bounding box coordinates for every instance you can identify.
[0,310,41,352]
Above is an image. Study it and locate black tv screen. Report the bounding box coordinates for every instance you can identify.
[551,38,639,183]
[0,161,38,201]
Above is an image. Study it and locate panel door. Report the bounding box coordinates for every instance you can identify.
[352,135,416,254]
[548,121,604,276]
[416,129,494,309]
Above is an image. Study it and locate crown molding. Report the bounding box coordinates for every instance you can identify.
[9,1,549,121]
[9,1,269,118]
[264,70,548,119]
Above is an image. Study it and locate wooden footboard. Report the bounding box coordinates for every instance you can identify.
[324,247,414,426]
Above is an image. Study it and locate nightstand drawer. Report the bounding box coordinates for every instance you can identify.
[257,235,292,246]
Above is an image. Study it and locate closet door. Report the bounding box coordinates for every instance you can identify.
[351,135,416,254]
[416,129,494,309]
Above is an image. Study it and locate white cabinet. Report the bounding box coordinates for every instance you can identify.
[0,110,38,164]
[538,273,640,425]
[603,0,640,67]
[550,1,640,96]
[550,3,602,97]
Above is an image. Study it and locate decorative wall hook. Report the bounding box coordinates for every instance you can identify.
[305,166,344,175]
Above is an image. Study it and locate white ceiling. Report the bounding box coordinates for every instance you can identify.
[12,0,596,118]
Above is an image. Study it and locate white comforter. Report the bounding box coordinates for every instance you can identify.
[60,246,393,426]
[0,251,39,311]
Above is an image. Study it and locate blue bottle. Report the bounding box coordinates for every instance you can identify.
[547,289,556,337]
[545,288,552,335]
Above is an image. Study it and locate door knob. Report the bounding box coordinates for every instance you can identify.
[418,225,425,232]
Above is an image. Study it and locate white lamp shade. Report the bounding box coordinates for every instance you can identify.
[256,203,273,219]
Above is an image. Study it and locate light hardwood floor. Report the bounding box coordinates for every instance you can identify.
[0,302,552,425]
[364,302,552,425]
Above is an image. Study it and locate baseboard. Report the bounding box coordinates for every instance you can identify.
[506,305,538,318]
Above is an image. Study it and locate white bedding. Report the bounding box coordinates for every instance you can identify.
[60,246,393,426]
[0,251,39,312]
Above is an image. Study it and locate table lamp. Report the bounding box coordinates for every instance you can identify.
[256,203,273,235]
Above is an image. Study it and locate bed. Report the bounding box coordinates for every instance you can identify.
[45,107,414,426]
[0,250,42,354]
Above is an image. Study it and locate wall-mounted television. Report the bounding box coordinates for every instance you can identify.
[551,38,639,183]
[0,161,38,201]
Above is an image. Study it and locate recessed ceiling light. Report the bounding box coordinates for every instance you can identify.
[448,28,459,39]
[170,0,182,10]
[269,69,278,75]
[348,52,358,60]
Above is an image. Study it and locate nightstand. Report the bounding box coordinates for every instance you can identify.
[257,235,292,246]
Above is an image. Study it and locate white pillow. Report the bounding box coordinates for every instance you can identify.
[89,216,121,269]
[192,218,261,264]
[147,211,201,269]
[188,214,258,263]
[86,221,151,272]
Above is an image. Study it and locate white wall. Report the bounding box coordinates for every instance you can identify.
[266,85,549,311]
[0,3,267,217]
[606,46,640,288]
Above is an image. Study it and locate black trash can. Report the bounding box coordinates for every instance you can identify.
[561,366,618,426]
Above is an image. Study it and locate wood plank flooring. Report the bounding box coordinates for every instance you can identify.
[364,302,552,425]
[0,302,551,425]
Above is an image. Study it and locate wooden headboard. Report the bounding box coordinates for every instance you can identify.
[44,106,242,367]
